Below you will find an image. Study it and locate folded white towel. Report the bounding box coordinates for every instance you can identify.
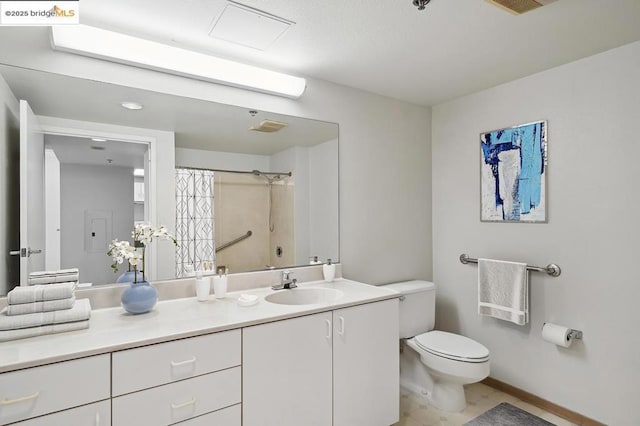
[0,299,91,330]
[4,297,76,316]
[29,268,79,277]
[478,258,528,325]
[7,282,76,305]
[28,275,79,285]
[0,319,89,342]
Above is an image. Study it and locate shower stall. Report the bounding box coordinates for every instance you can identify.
[175,167,294,275]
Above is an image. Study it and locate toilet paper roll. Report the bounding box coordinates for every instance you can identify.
[542,323,573,348]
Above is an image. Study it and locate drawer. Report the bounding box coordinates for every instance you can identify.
[10,400,110,426]
[174,404,241,426]
[0,354,110,425]
[112,329,241,396]
[112,366,241,426]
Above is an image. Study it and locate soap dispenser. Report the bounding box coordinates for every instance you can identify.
[323,259,336,282]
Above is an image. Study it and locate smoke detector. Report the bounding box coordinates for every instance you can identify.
[249,119,288,133]
[486,0,558,15]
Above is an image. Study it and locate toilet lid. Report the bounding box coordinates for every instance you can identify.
[415,331,489,363]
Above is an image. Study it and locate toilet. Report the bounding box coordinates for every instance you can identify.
[383,280,490,413]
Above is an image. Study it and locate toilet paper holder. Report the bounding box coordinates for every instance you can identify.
[568,329,583,340]
[543,322,583,340]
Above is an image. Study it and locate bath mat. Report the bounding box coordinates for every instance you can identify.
[465,402,554,426]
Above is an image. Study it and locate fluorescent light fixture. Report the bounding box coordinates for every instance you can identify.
[133,168,145,177]
[91,137,107,142]
[51,25,307,99]
[121,101,144,110]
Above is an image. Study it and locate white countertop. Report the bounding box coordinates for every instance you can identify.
[0,279,398,373]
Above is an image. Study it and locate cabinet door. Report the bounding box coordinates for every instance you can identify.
[333,299,399,426]
[243,311,333,426]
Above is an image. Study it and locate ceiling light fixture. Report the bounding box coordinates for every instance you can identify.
[50,25,307,99]
[121,101,144,110]
[133,168,145,177]
[413,0,432,10]
[91,137,107,142]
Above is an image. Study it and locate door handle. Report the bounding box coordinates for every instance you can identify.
[9,248,42,257]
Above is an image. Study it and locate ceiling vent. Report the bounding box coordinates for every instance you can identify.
[486,0,558,15]
[209,1,294,50]
[249,119,288,133]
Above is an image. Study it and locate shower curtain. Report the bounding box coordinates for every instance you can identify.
[175,168,215,277]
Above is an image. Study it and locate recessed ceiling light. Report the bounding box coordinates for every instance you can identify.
[121,101,144,110]
[91,138,107,142]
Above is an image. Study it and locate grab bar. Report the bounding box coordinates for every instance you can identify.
[459,254,561,277]
[216,230,252,253]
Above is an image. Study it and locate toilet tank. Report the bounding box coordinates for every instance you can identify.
[382,280,436,339]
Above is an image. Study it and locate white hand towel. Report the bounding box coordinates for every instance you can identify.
[28,275,79,285]
[29,268,79,277]
[0,299,91,330]
[7,282,76,305]
[0,320,89,342]
[4,296,76,316]
[478,258,528,325]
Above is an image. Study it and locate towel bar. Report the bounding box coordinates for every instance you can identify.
[459,254,561,277]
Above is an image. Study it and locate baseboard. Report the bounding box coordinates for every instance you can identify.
[482,377,605,426]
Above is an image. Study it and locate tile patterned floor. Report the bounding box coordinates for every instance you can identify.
[394,383,577,426]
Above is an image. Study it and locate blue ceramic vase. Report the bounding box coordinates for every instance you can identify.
[121,280,157,314]
[116,270,145,284]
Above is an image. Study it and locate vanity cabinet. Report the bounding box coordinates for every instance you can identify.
[242,299,399,426]
[333,299,399,426]
[0,354,110,425]
[111,330,242,426]
[242,312,333,426]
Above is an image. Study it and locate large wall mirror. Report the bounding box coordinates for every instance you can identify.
[0,64,339,295]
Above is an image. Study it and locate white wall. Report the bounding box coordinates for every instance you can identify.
[44,149,61,270]
[175,147,270,172]
[60,164,134,285]
[0,74,19,294]
[432,41,640,425]
[309,138,339,264]
[0,27,433,285]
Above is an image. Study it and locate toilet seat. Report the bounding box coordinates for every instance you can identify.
[415,331,489,364]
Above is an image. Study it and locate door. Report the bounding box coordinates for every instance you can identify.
[18,100,45,285]
[242,311,333,426]
[333,299,400,426]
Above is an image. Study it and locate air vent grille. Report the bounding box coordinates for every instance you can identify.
[486,0,545,14]
[249,119,288,133]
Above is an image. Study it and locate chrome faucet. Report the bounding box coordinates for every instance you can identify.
[272,270,297,290]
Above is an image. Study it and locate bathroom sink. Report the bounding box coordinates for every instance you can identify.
[265,288,344,305]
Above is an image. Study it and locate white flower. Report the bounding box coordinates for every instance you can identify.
[128,251,143,267]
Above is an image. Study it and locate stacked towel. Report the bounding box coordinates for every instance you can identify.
[28,268,79,285]
[1,282,90,342]
[478,258,529,325]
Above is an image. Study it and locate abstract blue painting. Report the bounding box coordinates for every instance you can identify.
[480,120,547,222]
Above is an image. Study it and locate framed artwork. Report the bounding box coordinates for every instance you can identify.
[480,120,547,222]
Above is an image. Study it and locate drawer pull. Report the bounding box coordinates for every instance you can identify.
[1,391,40,405]
[170,356,197,367]
[171,397,197,409]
